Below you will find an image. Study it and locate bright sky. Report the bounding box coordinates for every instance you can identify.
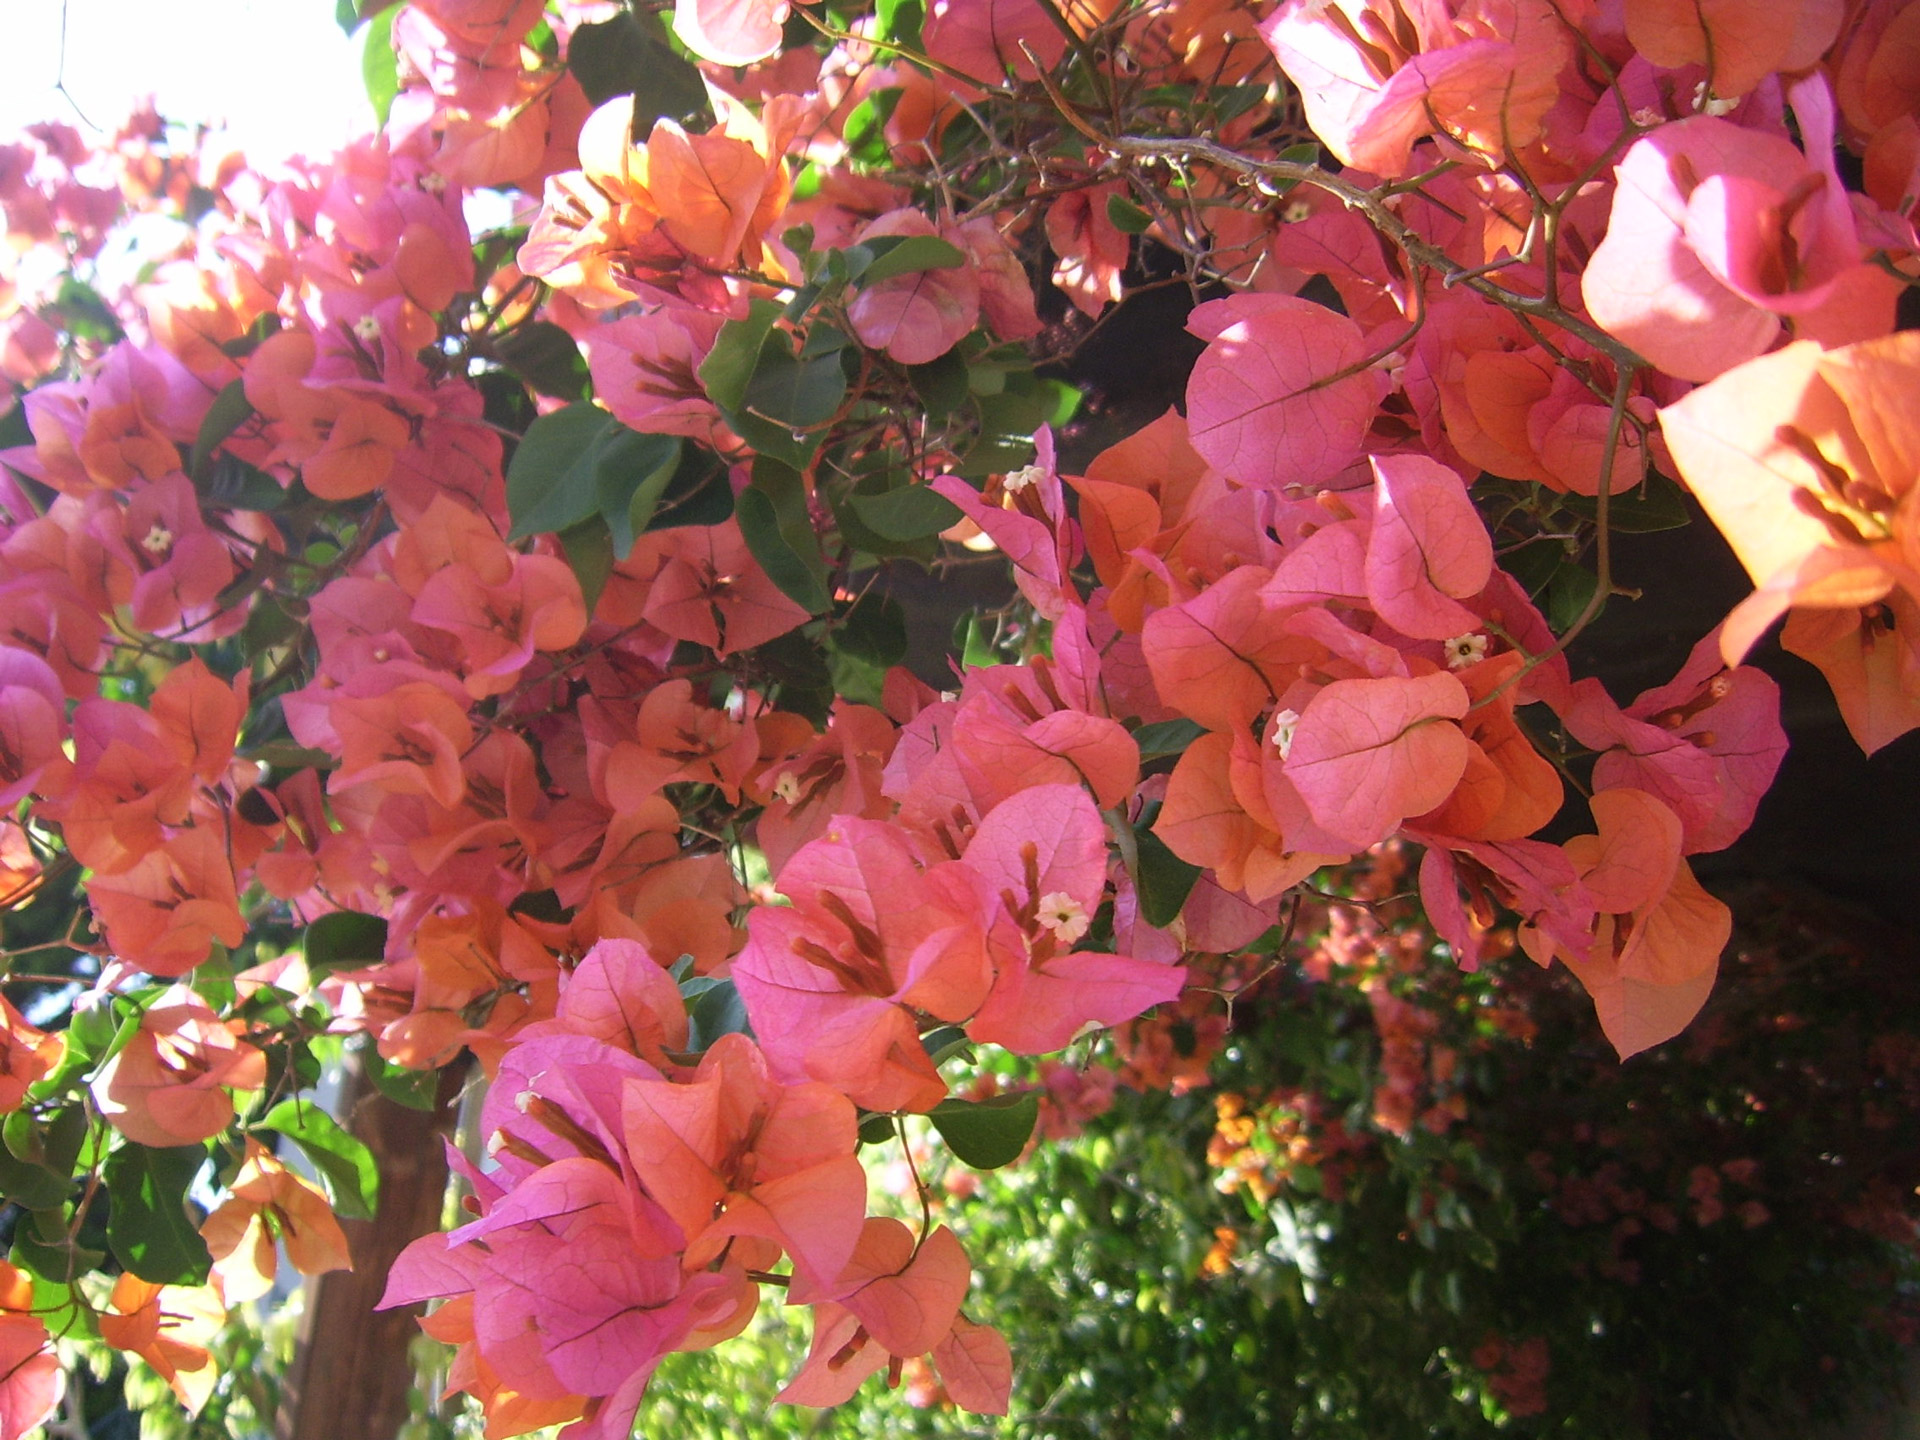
[0,0,372,161]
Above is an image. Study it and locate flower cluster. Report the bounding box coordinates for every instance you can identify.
[0,0,1914,1431]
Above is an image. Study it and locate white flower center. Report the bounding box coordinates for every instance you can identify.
[1002,464,1046,495]
[1443,632,1488,670]
[1268,707,1301,760]
[352,314,382,343]
[772,771,802,805]
[1035,891,1089,945]
[140,521,174,558]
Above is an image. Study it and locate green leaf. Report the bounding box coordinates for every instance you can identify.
[685,979,751,1052]
[1558,471,1693,533]
[857,1112,896,1147]
[830,593,908,669]
[737,459,831,615]
[567,11,710,129]
[597,433,683,557]
[256,1100,380,1221]
[827,482,938,563]
[962,392,1043,475]
[104,1143,212,1285]
[920,1024,971,1066]
[908,351,971,421]
[1501,538,1563,600]
[1548,561,1600,632]
[930,1092,1039,1170]
[304,911,387,981]
[0,1146,71,1211]
[12,1225,104,1290]
[362,6,401,129]
[742,338,846,430]
[744,627,834,724]
[240,592,301,652]
[856,234,966,286]
[4,1107,85,1174]
[874,0,924,45]
[495,321,590,401]
[559,516,615,617]
[188,378,254,482]
[698,300,782,413]
[200,453,288,512]
[847,484,962,543]
[1135,823,1202,929]
[1106,193,1155,235]
[1265,140,1323,194]
[960,614,997,670]
[355,1037,439,1112]
[648,445,735,530]
[840,90,901,169]
[506,402,669,541]
[1133,718,1206,760]
[335,0,362,35]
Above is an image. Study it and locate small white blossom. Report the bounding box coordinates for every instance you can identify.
[1443,632,1489,670]
[418,171,447,195]
[1268,707,1301,761]
[140,522,174,558]
[352,314,382,344]
[1001,463,1046,495]
[1629,106,1664,129]
[1035,892,1090,945]
[1283,198,1313,224]
[772,771,803,805]
[1691,81,1739,117]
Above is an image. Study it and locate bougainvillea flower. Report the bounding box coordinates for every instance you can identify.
[329,679,475,807]
[201,1140,353,1304]
[1184,293,1385,491]
[49,695,193,874]
[733,817,990,1113]
[0,996,60,1113]
[932,427,1079,621]
[1285,671,1473,847]
[0,1311,61,1439]
[921,0,1067,83]
[963,785,1187,1053]
[515,937,689,1066]
[1363,454,1493,640]
[779,1221,976,1406]
[1045,183,1130,318]
[674,0,790,66]
[1411,652,1564,845]
[1528,789,1731,1058]
[1259,0,1572,177]
[582,303,729,442]
[86,826,247,977]
[1563,632,1787,853]
[412,548,587,698]
[93,984,266,1147]
[641,521,813,657]
[1143,566,1326,733]
[752,702,899,879]
[1583,76,1881,383]
[847,210,981,365]
[97,1276,226,1411]
[1623,0,1833,102]
[1156,730,1349,902]
[1658,331,1920,751]
[0,646,67,808]
[622,1032,867,1285]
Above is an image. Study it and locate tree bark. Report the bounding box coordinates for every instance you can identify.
[275,1059,464,1440]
